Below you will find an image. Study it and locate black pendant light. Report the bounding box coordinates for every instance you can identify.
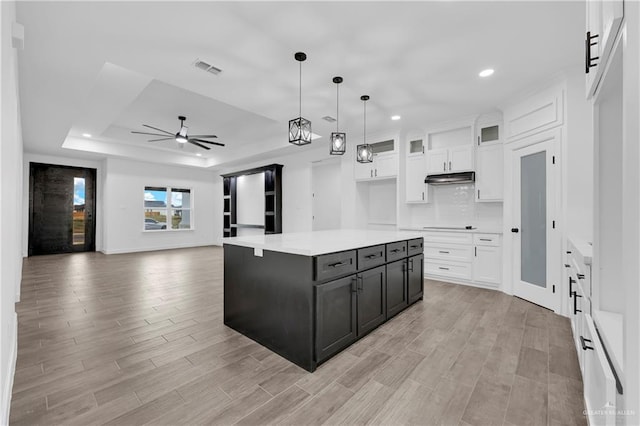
[356,95,373,163]
[289,52,312,146]
[329,76,346,155]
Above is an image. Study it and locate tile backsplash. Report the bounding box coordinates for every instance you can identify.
[409,184,503,229]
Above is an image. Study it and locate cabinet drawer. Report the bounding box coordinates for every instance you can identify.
[315,250,357,282]
[423,231,473,245]
[358,245,386,270]
[473,233,500,246]
[407,238,424,257]
[386,241,408,262]
[424,244,472,262]
[425,259,472,281]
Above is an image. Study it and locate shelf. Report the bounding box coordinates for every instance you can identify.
[593,309,624,388]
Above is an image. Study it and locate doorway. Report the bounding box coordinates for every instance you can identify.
[29,163,97,255]
[511,134,560,311]
[312,159,341,231]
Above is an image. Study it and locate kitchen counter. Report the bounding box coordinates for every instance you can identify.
[223,229,424,256]
[224,230,425,372]
[399,226,503,234]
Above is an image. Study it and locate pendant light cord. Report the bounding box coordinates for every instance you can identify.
[299,61,302,118]
[336,83,339,132]
[363,99,367,145]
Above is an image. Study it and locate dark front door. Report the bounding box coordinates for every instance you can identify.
[29,163,96,255]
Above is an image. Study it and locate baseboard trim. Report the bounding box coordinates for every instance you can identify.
[424,274,501,291]
[103,243,220,255]
[1,312,17,426]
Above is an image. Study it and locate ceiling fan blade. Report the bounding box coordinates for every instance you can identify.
[131,131,171,137]
[188,140,211,150]
[188,134,218,138]
[190,138,225,147]
[147,137,175,142]
[142,124,173,135]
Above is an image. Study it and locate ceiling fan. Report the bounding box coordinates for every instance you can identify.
[131,115,224,150]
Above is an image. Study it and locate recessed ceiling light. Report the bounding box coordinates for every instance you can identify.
[82,133,92,138]
[391,115,401,121]
[196,153,202,157]
[479,69,494,78]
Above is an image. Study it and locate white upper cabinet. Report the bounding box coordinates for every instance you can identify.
[585,0,624,98]
[475,144,503,202]
[354,139,398,181]
[426,125,474,174]
[406,154,428,203]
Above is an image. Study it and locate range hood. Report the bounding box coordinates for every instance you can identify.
[425,171,475,185]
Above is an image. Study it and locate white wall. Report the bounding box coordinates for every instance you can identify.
[103,158,219,254]
[22,153,104,255]
[1,2,23,423]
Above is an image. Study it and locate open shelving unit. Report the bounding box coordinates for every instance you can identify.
[221,164,283,237]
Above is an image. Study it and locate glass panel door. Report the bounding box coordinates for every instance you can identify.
[520,151,546,287]
[73,177,86,245]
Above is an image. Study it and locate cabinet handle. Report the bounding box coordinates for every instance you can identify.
[410,245,421,249]
[443,162,446,172]
[474,247,477,257]
[390,248,401,253]
[449,161,452,171]
[364,253,380,260]
[375,169,377,177]
[569,276,575,297]
[477,189,480,199]
[585,31,599,74]
[438,250,449,254]
[479,238,492,241]
[370,169,373,178]
[328,261,347,268]
[351,277,358,293]
[477,136,480,146]
[438,267,450,271]
[409,258,414,272]
[580,336,594,351]
[422,191,424,201]
[573,292,582,315]
[357,276,364,293]
[577,273,585,280]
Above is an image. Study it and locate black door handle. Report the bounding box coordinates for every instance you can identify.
[511,228,519,233]
[580,336,594,351]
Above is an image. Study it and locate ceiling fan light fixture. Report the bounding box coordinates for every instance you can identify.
[330,76,346,155]
[175,116,188,143]
[289,52,312,146]
[357,95,373,164]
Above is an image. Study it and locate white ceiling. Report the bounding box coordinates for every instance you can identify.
[15,1,585,169]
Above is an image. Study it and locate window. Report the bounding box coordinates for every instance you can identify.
[144,186,192,231]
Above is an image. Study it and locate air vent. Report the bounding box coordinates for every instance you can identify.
[193,59,222,75]
[322,116,337,123]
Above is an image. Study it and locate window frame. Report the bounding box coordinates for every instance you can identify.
[143,186,194,232]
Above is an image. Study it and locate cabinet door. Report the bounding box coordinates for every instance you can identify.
[406,154,427,203]
[316,275,357,362]
[357,265,386,336]
[586,0,624,98]
[386,259,408,319]
[354,161,372,181]
[408,254,424,304]
[449,145,473,172]
[473,245,501,285]
[374,153,397,178]
[426,148,448,174]
[476,144,503,202]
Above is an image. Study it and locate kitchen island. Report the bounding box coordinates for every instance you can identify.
[223,230,424,372]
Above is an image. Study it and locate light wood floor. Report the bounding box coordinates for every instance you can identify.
[10,246,586,425]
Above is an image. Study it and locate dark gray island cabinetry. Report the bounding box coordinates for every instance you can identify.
[223,230,424,372]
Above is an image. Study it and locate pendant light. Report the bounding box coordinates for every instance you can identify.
[289,52,312,146]
[356,95,373,163]
[329,76,346,155]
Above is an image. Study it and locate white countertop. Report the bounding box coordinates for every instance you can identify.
[223,229,424,256]
[399,226,503,234]
[568,237,593,265]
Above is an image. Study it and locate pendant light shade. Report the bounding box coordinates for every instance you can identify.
[329,76,346,155]
[356,95,373,163]
[289,52,312,146]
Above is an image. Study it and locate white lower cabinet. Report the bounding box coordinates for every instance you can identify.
[423,231,501,289]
